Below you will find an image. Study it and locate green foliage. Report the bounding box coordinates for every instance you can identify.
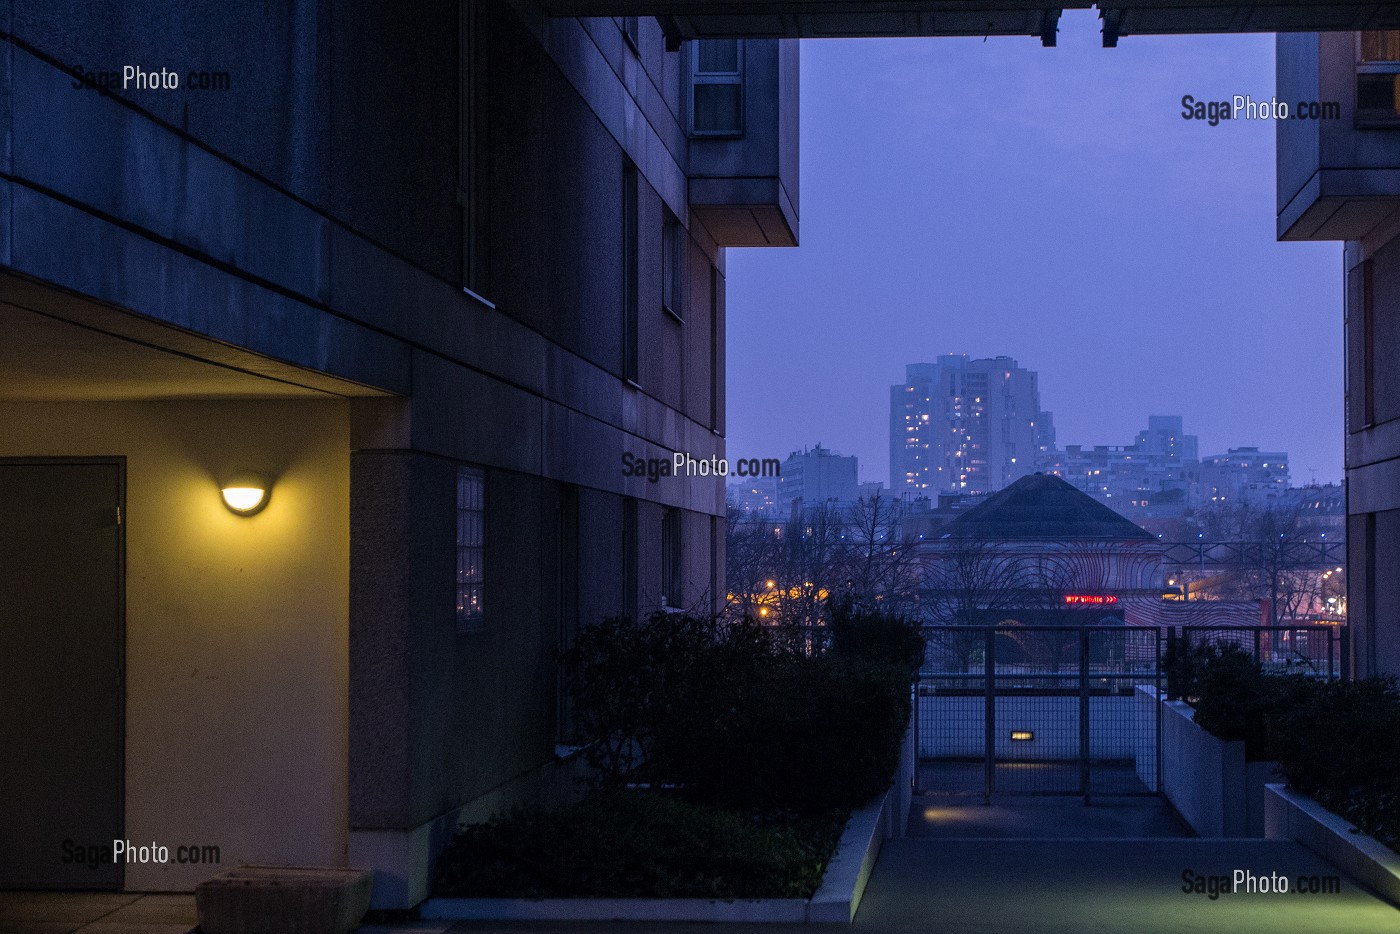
[1270,676,1400,852]
[1189,648,1400,853]
[828,600,926,676]
[561,611,914,814]
[432,791,844,899]
[1191,645,1318,761]
[1162,635,1214,701]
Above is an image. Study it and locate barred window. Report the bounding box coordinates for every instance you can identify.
[662,508,683,608]
[1358,31,1400,127]
[689,40,744,137]
[456,466,485,631]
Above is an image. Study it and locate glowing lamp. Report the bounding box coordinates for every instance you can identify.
[221,473,269,516]
[1010,731,1034,741]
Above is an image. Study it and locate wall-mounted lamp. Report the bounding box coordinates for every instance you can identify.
[1010,730,1034,742]
[221,473,270,516]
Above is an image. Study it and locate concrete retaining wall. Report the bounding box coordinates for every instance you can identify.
[1159,697,1279,837]
[1265,784,1400,908]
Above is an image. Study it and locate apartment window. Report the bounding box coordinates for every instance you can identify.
[662,508,683,608]
[622,497,639,621]
[689,40,744,136]
[621,16,640,52]
[1357,31,1400,127]
[456,467,486,632]
[623,161,640,381]
[662,212,683,321]
[460,1,491,295]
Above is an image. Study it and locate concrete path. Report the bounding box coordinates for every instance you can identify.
[5,797,1397,934]
[0,892,196,934]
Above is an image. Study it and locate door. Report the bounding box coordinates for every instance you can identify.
[0,460,124,889]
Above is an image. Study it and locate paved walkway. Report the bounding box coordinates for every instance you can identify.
[0,892,196,934]
[5,797,1397,934]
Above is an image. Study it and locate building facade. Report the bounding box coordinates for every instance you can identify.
[889,355,1049,498]
[0,2,796,906]
[1278,27,1400,678]
[777,443,859,511]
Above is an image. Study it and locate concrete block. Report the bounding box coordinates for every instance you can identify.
[195,866,372,934]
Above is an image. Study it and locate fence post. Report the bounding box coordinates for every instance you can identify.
[1155,626,1164,795]
[1253,627,1262,665]
[1340,625,1350,681]
[984,627,995,806]
[1079,627,1090,805]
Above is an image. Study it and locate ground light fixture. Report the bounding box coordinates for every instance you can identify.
[220,473,270,516]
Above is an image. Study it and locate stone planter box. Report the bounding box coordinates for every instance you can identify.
[195,866,373,934]
[1157,693,1280,837]
[1264,783,1400,909]
[421,721,915,923]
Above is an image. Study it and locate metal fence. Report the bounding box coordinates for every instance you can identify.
[916,625,1163,801]
[1171,625,1348,680]
[913,623,1348,802]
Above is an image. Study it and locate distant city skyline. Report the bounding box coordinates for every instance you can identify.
[725,15,1344,489]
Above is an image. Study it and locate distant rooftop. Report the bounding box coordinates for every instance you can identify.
[940,473,1156,541]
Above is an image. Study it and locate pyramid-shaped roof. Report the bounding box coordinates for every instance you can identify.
[940,473,1157,541]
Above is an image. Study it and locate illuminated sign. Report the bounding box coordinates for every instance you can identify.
[1063,594,1118,605]
[1010,730,1034,741]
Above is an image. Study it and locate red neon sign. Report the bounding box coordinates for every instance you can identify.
[1064,594,1118,605]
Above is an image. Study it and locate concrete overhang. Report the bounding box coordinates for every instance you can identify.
[0,272,392,401]
[539,1,1400,46]
[1277,170,1400,240]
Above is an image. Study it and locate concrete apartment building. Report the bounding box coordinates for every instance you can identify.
[777,442,859,511]
[0,1,795,906]
[1198,446,1292,505]
[1279,25,1400,680]
[889,355,1051,497]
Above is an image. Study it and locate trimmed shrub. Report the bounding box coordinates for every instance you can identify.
[432,791,843,899]
[561,611,914,814]
[828,600,926,676]
[1191,644,1319,761]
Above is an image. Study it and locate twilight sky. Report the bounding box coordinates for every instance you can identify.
[724,12,1344,488]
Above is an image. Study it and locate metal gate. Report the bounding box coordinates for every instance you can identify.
[914,626,1163,801]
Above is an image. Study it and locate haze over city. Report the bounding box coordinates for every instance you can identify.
[727,14,1345,487]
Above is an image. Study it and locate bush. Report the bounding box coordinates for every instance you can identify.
[431,791,843,899]
[1190,644,1319,761]
[1187,647,1400,854]
[828,600,926,676]
[1270,676,1400,852]
[561,611,914,814]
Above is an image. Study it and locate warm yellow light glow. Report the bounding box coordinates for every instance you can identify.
[221,473,269,516]
[759,607,769,617]
[766,579,776,589]
[1010,730,1034,741]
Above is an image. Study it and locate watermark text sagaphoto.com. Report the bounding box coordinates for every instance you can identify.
[621,451,781,484]
[1180,868,1342,898]
[1181,94,1341,125]
[61,839,221,870]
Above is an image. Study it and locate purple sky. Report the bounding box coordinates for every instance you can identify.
[725,13,1345,488]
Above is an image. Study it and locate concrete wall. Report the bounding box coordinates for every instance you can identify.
[1157,697,1280,837]
[0,399,350,891]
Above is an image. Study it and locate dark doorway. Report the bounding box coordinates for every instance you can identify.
[0,459,124,889]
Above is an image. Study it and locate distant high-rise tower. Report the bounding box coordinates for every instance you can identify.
[1134,415,1198,463]
[889,355,1047,497]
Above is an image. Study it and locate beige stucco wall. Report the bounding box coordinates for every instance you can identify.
[0,398,350,891]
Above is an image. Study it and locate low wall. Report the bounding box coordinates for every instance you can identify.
[1158,696,1279,837]
[1265,784,1400,908]
[918,693,1148,760]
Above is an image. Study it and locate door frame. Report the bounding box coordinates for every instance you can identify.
[0,456,126,889]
